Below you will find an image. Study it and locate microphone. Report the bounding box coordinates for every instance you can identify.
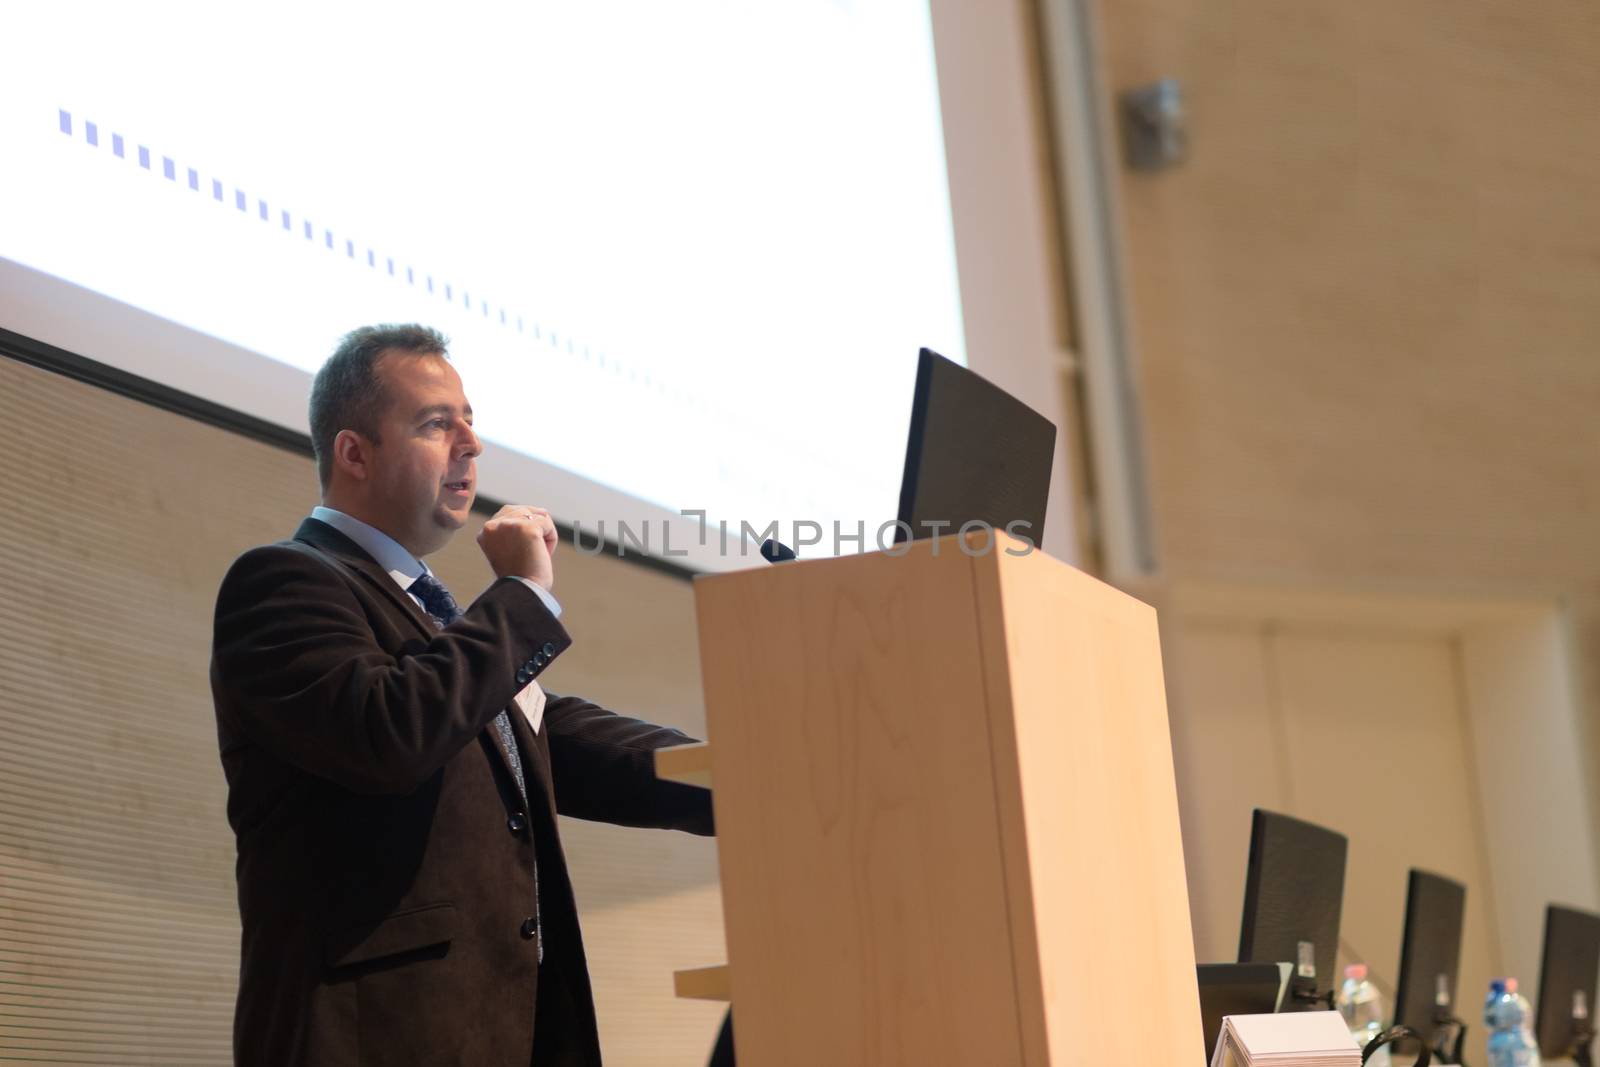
[759,539,796,563]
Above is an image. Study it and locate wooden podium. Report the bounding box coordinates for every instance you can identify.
[657,533,1202,1065]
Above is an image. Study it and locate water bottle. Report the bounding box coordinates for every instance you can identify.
[1338,964,1391,1067]
[1486,978,1507,1030]
[1485,977,1541,1067]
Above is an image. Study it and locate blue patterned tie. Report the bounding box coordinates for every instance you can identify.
[408,571,542,964]
[408,572,526,797]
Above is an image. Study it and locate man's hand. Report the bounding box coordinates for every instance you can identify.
[477,505,559,592]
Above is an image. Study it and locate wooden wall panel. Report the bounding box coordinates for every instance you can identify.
[1095,0,1600,590]
[1094,0,1600,981]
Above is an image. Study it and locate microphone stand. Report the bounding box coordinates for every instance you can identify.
[1429,1010,1467,1066]
[1286,973,1336,1012]
[1570,1018,1595,1067]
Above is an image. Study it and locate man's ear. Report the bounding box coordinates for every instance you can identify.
[331,429,372,483]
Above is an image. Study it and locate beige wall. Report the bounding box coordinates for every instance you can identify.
[1162,595,1519,1006]
[1088,0,1600,1012]
[1097,0,1600,592]
[1154,584,1600,1024]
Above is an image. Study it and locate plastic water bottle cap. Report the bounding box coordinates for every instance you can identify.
[1345,963,1368,980]
[1505,978,1519,993]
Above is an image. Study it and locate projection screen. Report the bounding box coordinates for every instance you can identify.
[0,1,965,570]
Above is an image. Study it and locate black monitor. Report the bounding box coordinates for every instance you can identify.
[1237,809,1348,1009]
[1392,870,1467,1061]
[1196,962,1288,1065]
[1536,904,1600,1065]
[894,347,1055,548]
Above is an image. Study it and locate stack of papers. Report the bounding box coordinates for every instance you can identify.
[1209,1011,1361,1067]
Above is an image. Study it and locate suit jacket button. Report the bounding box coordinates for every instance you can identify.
[542,641,557,657]
[507,812,526,835]
[520,917,538,940]
[532,653,547,668]
[515,670,530,685]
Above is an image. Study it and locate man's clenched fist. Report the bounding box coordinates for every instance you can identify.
[477,505,558,591]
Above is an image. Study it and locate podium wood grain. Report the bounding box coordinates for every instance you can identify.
[654,741,713,788]
[693,533,1202,1065]
[672,964,731,1002]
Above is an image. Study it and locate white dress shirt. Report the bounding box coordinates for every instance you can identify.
[309,506,554,732]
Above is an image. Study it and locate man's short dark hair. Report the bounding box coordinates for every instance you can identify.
[309,324,450,491]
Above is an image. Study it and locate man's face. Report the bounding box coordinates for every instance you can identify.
[365,352,480,557]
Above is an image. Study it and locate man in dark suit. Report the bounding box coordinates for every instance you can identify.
[210,324,713,1065]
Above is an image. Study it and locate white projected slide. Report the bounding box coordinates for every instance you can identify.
[0,2,964,568]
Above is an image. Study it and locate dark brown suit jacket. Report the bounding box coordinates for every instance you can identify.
[210,517,713,1065]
